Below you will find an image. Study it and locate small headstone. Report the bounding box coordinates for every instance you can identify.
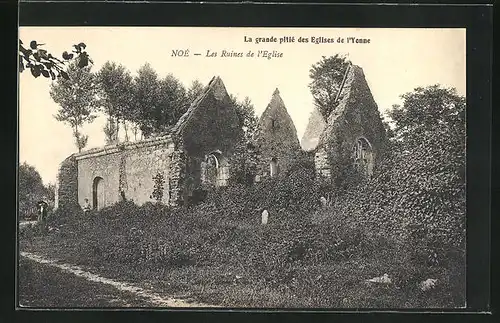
[320,196,327,207]
[261,209,269,225]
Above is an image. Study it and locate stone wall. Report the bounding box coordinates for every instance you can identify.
[123,139,175,205]
[75,136,176,209]
[173,76,242,159]
[168,144,187,206]
[172,76,242,200]
[316,65,387,181]
[76,148,121,209]
[255,88,301,178]
[301,106,327,151]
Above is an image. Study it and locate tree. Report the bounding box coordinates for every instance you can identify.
[45,182,56,203]
[50,62,99,152]
[130,65,190,138]
[371,85,465,245]
[156,74,189,132]
[386,85,466,247]
[229,95,259,185]
[131,63,161,139]
[186,79,205,104]
[19,40,92,80]
[103,118,119,145]
[232,95,259,143]
[18,162,46,218]
[326,84,465,249]
[97,61,134,143]
[308,54,350,119]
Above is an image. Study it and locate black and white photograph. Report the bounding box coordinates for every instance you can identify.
[18,27,466,309]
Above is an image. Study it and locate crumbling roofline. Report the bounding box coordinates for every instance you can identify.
[74,135,174,161]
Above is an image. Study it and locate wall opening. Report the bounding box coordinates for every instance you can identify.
[352,137,374,176]
[270,158,279,177]
[315,148,331,178]
[92,176,105,211]
[203,151,229,187]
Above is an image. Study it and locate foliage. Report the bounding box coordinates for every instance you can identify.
[21,186,465,307]
[130,64,162,138]
[228,95,259,184]
[19,40,91,80]
[96,62,200,141]
[54,154,78,211]
[155,74,190,133]
[19,162,49,219]
[50,62,99,152]
[151,172,166,202]
[308,54,351,119]
[186,80,205,104]
[127,64,191,138]
[103,118,119,145]
[97,61,135,142]
[386,85,466,246]
[325,85,466,249]
[231,95,259,143]
[45,182,56,203]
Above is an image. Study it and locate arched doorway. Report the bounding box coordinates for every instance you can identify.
[352,137,374,176]
[270,158,279,177]
[92,176,105,211]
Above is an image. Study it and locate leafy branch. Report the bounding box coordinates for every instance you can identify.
[19,40,93,80]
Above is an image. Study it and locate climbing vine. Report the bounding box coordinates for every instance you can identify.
[151,172,165,202]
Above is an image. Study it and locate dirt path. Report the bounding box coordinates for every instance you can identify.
[20,251,218,308]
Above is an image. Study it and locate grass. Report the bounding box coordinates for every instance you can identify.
[18,210,466,309]
[18,257,155,308]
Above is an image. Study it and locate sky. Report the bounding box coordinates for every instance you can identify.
[19,27,466,185]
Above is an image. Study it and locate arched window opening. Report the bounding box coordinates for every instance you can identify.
[92,176,105,211]
[352,137,374,176]
[203,151,229,187]
[270,119,278,133]
[270,158,279,177]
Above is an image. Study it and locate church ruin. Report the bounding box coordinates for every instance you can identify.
[55,63,387,210]
[254,88,301,181]
[56,76,242,209]
[310,64,387,180]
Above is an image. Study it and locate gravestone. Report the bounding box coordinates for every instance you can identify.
[261,209,269,225]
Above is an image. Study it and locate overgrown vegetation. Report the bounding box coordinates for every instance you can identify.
[308,54,351,119]
[18,162,55,220]
[20,64,465,307]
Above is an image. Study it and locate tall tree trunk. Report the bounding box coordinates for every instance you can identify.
[74,124,81,152]
[115,116,120,143]
[123,120,129,142]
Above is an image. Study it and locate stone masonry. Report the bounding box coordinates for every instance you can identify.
[255,88,301,180]
[315,64,387,181]
[55,64,387,211]
[56,76,243,210]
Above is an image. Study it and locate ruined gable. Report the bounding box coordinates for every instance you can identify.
[172,76,243,201]
[301,106,327,151]
[255,88,301,179]
[315,64,387,180]
[172,76,242,157]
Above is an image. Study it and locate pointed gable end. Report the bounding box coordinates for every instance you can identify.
[172,76,242,156]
